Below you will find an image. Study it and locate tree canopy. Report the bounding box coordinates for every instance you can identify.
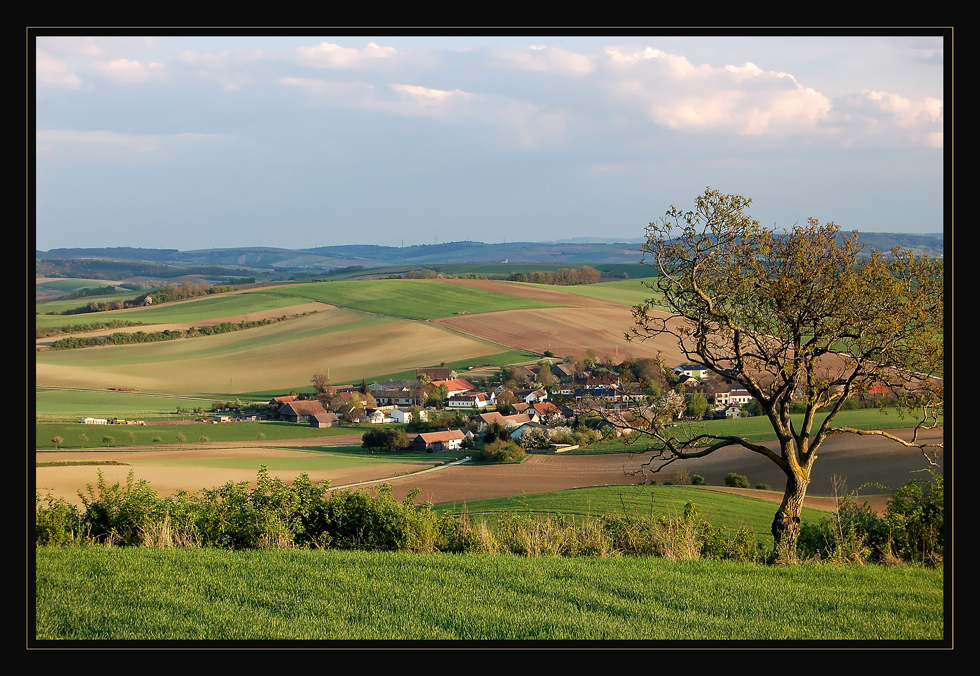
[624,188,943,557]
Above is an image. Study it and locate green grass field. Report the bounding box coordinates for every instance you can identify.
[36,421,372,449]
[35,289,317,331]
[35,388,218,418]
[532,278,664,307]
[34,547,945,641]
[266,279,561,320]
[436,484,830,546]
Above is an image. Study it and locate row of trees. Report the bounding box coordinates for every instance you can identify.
[509,266,601,286]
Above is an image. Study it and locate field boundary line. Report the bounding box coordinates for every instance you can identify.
[327,456,473,491]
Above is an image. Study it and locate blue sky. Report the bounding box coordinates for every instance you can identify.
[33,32,946,252]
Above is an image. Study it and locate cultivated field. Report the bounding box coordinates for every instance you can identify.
[35,307,513,395]
[35,426,942,514]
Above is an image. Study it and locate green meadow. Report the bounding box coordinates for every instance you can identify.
[534,278,663,307]
[35,547,944,641]
[437,484,830,546]
[37,421,370,450]
[35,289,316,331]
[267,279,561,320]
[35,388,216,418]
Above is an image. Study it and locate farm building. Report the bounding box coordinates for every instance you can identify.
[411,429,466,452]
[310,412,340,428]
[278,400,328,424]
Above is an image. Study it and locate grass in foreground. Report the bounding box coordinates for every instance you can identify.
[437,485,831,547]
[34,547,944,642]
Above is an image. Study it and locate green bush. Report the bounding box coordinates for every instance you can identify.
[724,472,750,488]
[35,493,82,546]
[797,472,943,567]
[884,471,943,566]
[77,470,166,547]
[482,439,525,462]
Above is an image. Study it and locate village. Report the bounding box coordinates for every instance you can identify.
[229,357,884,455]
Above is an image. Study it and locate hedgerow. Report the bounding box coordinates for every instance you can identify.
[35,469,942,567]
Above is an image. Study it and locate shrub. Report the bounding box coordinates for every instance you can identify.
[482,439,525,462]
[796,473,943,567]
[884,471,943,567]
[691,474,705,485]
[724,472,750,488]
[77,470,165,547]
[35,493,82,546]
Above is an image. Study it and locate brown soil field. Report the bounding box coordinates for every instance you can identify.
[437,306,687,365]
[432,278,686,363]
[36,428,942,516]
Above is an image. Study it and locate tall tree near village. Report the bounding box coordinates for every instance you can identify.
[624,188,944,558]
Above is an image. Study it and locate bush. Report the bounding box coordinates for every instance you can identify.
[691,474,705,485]
[884,471,943,566]
[35,493,82,546]
[797,472,944,567]
[482,439,525,462]
[724,472,750,488]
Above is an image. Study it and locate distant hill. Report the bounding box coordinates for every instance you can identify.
[35,232,943,281]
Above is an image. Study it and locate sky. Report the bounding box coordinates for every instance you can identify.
[32,31,947,252]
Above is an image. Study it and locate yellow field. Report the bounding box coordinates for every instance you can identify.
[35,307,511,395]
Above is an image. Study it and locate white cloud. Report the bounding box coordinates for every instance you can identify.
[36,51,83,89]
[492,44,596,76]
[92,58,167,84]
[292,41,397,68]
[601,47,834,136]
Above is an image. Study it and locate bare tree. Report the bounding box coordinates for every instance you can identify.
[624,188,943,558]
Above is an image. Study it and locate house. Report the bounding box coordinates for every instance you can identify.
[278,400,328,424]
[432,378,477,397]
[531,401,562,418]
[388,408,427,424]
[509,421,549,442]
[513,388,548,404]
[673,364,709,380]
[310,412,340,428]
[447,392,492,409]
[364,409,389,424]
[411,429,466,452]
[374,386,422,407]
[550,363,577,383]
[477,411,533,427]
[714,387,753,407]
[417,367,452,381]
[269,395,298,407]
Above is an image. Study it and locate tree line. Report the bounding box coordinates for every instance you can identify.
[509,266,601,285]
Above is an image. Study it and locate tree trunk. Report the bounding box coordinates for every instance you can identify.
[771,468,810,561]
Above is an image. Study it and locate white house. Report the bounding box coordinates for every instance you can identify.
[388,408,427,424]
